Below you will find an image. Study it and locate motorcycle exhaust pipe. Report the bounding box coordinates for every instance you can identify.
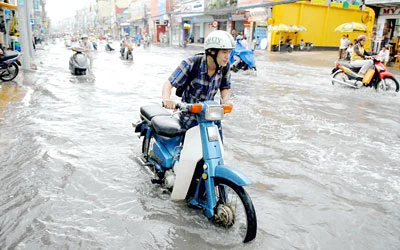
[331,78,358,88]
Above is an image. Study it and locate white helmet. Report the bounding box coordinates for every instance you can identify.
[81,34,88,39]
[204,30,235,50]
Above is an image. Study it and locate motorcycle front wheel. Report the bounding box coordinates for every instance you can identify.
[0,62,19,81]
[376,76,400,93]
[213,177,257,243]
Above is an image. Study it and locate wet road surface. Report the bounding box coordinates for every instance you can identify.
[1,40,400,250]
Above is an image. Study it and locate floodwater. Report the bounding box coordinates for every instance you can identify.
[1,40,399,250]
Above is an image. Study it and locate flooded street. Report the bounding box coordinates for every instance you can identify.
[1,41,399,250]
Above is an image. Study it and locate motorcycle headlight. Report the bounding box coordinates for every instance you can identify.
[205,105,224,120]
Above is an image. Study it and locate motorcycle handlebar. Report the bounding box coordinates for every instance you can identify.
[162,101,186,110]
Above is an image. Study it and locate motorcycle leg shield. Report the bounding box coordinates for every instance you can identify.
[362,69,375,84]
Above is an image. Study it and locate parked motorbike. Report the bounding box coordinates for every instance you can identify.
[69,46,87,75]
[0,50,22,81]
[132,101,257,243]
[296,41,313,51]
[331,56,399,92]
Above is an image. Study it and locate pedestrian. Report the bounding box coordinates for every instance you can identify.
[378,45,390,66]
[162,30,234,137]
[255,36,260,50]
[344,43,353,60]
[339,34,350,59]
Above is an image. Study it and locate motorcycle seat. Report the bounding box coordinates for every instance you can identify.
[0,50,19,61]
[151,116,187,137]
[338,60,361,71]
[140,105,171,121]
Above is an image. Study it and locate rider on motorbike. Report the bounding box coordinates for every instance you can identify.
[162,30,234,134]
[79,34,94,70]
[231,35,244,71]
[350,34,373,78]
[230,35,256,72]
[120,33,133,57]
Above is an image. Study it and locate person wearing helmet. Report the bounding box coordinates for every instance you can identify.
[79,34,94,70]
[120,33,133,58]
[350,34,373,77]
[162,30,235,130]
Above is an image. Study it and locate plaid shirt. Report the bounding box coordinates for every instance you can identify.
[168,55,231,129]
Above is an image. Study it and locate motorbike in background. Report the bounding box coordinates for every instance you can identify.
[105,39,115,51]
[229,42,257,75]
[0,50,22,81]
[69,46,88,75]
[296,41,313,51]
[331,56,399,92]
[120,44,133,60]
[132,101,257,243]
[143,36,151,48]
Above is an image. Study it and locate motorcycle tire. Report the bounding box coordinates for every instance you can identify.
[0,62,19,81]
[331,70,348,86]
[376,76,400,93]
[213,177,257,243]
[142,134,154,162]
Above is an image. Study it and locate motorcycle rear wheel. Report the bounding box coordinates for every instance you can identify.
[376,76,400,93]
[142,135,154,162]
[213,177,257,243]
[0,62,19,81]
[332,70,347,85]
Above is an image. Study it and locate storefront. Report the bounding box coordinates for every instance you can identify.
[373,7,400,55]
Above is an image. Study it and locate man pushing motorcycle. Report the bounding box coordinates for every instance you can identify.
[350,35,374,79]
[162,30,235,138]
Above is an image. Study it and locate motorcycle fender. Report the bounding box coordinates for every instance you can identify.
[379,71,396,78]
[171,126,202,200]
[331,67,339,74]
[214,165,252,186]
[133,120,147,137]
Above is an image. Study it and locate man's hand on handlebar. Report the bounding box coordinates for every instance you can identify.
[162,99,176,109]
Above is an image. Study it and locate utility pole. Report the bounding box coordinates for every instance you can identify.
[17,0,35,70]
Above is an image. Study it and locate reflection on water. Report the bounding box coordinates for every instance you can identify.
[0,42,399,250]
[0,83,28,121]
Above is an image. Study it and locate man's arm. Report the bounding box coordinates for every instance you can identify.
[162,81,176,109]
[221,89,231,104]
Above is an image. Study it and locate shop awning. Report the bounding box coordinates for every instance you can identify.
[0,2,18,10]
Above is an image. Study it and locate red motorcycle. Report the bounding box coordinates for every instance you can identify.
[331,56,399,93]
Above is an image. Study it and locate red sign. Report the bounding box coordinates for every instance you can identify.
[212,20,218,28]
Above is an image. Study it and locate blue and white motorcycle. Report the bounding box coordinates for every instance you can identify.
[133,101,257,243]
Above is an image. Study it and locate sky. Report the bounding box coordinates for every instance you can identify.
[46,0,91,22]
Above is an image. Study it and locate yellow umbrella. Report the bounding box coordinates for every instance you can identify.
[270,24,291,32]
[290,25,307,32]
[334,22,367,32]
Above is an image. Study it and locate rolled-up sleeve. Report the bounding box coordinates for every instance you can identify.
[168,58,193,88]
[219,69,231,91]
